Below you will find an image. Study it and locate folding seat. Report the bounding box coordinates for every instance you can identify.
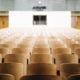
[20,75,60,80]
[61,63,80,80]
[0,48,11,58]
[32,48,50,54]
[50,40,65,49]
[11,48,30,59]
[55,54,78,70]
[18,43,33,48]
[30,54,52,64]
[27,63,56,75]
[71,44,80,53]
[68,74,80,80]
[0,63,23,80]
[0,74,14,80]
[53,48,71,58]
[34,44,49,48]
[5,54,27,74]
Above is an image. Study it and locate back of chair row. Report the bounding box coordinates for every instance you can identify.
[0,63,23,80]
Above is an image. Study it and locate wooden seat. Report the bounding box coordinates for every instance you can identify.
[50,40,65,49]
[0,74,14,80]
[32,48,50,54]
[0,63,23,80]
[27,63,56,75]
[11,48,30,59]
[61,63,80,80]
[53,48,71,58]
[68,74,80,80]
[0,48,10,58]
[30,54,52,64]
[5,54,27,75]
[54,48,71,54]
[20,75,60,80]
[55,54,78,70]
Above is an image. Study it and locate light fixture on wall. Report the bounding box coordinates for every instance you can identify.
[32,0,46,11]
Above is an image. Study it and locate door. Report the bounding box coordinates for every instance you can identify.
[0,17,3,28]
[77,16,80,29]
[0,16,9,29]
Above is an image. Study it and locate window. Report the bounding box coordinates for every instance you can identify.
[33,15,47,25]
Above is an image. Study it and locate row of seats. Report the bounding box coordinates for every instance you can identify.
[0,28,80,80]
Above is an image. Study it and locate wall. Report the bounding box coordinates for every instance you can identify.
[0,0,80,10]
[9,11,71,29]
[14,0,66,11]
[0,0,14,10]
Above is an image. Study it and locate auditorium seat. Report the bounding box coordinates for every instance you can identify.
[53,48,71,58]
[0,74,14,80]
[11,48,30,58]
[32,48,50,54]
[27,63,56,75]
[55,54,78,70]
[0,63,23,80]
[4,54,27,74]
[61,63,80,80]
[30,54,52,64]
[0,48,11,58]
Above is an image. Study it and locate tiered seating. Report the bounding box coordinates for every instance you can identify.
[0,27,80,80]
[0,63,23,80]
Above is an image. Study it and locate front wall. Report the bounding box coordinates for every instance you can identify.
[0,0,80,10]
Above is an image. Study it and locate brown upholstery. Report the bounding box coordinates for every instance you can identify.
[61,63,80,80]
[30,54,52,64]
[11,48,30,58]
[32,48,50,54]
[56,54,78,70]
[0,48,10,58]
[0,74,15,80]
[5,54,27,75]
[27,63,56,75]
[0,63,23,80]
[54,48,71,55]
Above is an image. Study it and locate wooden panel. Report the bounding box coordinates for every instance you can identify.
[0,16,9,29]
[77,16,80,29]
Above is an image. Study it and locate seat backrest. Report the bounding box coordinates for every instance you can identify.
[0,74,15,80]
[27,63,56,75]
[30,54,52,64]
[0,63,23,80]
[5,54,27,75]
[61,63,80,80]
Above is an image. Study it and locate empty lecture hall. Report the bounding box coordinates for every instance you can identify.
[0,0,80,80]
